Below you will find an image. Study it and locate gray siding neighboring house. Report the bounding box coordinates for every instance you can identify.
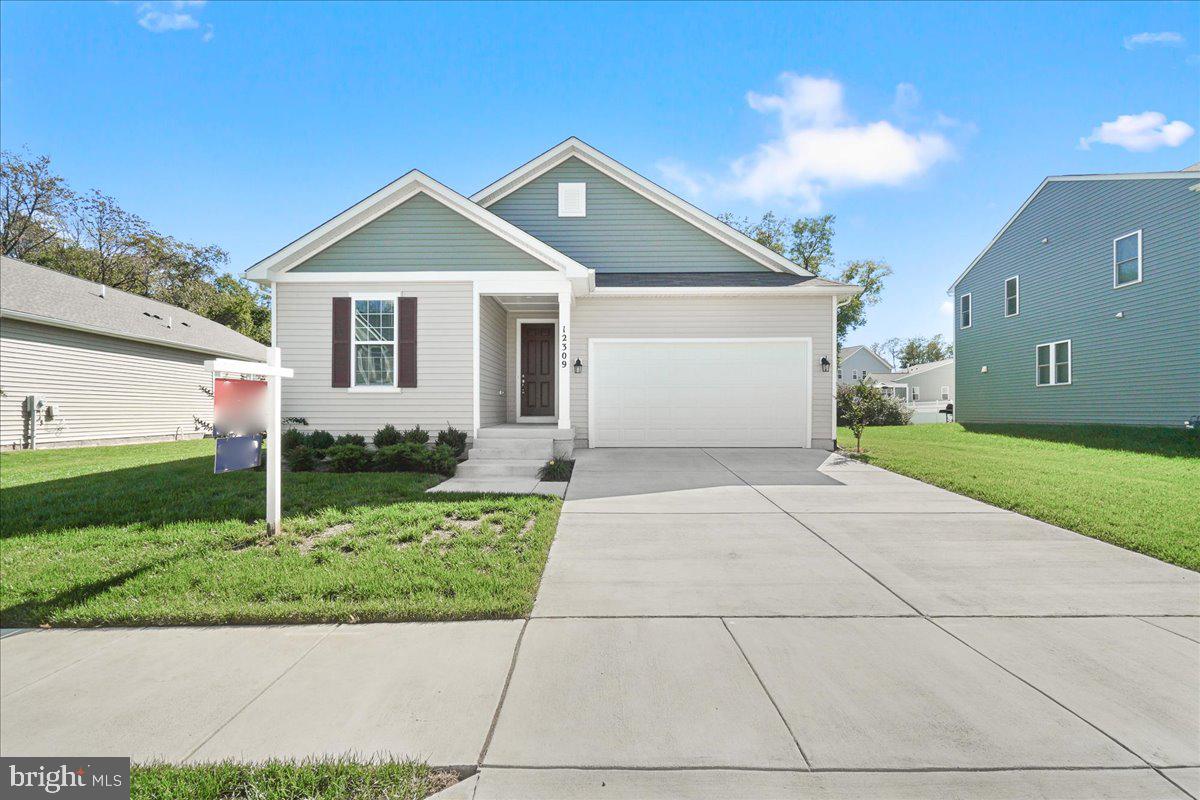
[0,256,267,449]
[950,169,1199,427]
[837,345,892,384]
[868,359,956,423]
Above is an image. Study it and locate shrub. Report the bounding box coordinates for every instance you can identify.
[286,445,316,472]
[436,426,468,458]
[325,443,371,473]
[280,428,306,453]
[425,444,457,477]
[538,458,574,482]
[305,429,335,454]
[373,424,402,448]
[836,384,913,428]
[837,383,908,453]
[335,433,367,448]
[374,442,428,472]
[400,425,430,445]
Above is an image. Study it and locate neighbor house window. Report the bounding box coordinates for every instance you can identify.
[941,386,950,400]
[1036,340,1071,386]
[912,386,921,401]
[558,182,586,217]
[1113,230,1142,287]
[353,298,396,387]
[1004,276,1019,317]
[960,293,972,329]
[837,368,842,379]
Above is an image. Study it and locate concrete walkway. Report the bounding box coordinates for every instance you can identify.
[2,449,1198,799]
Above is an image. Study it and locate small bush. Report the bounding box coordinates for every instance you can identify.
[538,458,574,481]
[286,445,316,472]
[375,442,428,472]
[373,424,402,448]
[836,384,913,427]
[401,425,430,445]
[280,428,306,453]
[436,426,468,458]
[335,433,367,448]
[305,429,335,454]
[425,444,457,477]
[325,443,371,473]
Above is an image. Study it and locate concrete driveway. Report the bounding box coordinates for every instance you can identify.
[3,448,1197,799]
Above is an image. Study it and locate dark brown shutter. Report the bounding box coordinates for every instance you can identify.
[396,297,418,387]
[331,297,352,388]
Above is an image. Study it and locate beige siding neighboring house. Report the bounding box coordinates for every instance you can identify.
[0,256,267,449]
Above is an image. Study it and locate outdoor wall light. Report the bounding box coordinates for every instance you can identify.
[820,357,831,373]
[573,358,583,374]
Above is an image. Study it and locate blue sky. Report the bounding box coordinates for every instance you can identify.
[3,1,1197,348]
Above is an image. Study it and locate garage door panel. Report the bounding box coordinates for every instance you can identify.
[591,340,809,448]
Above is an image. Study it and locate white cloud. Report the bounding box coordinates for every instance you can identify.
[659,73,956,211]
[939,300,954,317]
[1124,31,1184,49]
[892,82,921,116]
[1079,111,1195,152]
[134,1,211,39]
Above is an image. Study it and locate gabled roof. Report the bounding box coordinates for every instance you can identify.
[948,168,1198,293]
[244,170,590,281]
[898,357,954,376]
[1,256,267,360]
[839,344,893,370]
[471,137,812,276]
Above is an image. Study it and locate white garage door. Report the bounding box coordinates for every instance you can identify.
[589,338,810,447]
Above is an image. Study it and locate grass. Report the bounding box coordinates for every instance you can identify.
[1,439,561,627]
[132,760,460,800]
[839,423,1200,571]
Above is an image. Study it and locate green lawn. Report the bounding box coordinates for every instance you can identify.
[1,439,560,626]
[839,423,1200,571]
[132,760,460,800]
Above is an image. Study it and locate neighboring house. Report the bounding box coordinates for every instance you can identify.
[245,137,859,470]
[949,165,1199,427]
[837,344,892,384]
[867,358,955,422]
[0,256,267,449]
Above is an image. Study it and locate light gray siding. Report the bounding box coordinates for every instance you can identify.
[479,296,507,427]
[292,193,553,272]
[0,318,212,448]
[955,177,1199,427]
[897,361,955,404]
[838,347,892,383]
[487,157,770,273]
[275,281,474,437]
[569,295,837,448]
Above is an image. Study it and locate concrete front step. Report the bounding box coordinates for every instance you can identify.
[457,459,546,478]
[470,441,553,460]
[476,425,573,441]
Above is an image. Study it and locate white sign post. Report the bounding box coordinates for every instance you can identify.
[205,347,294,535]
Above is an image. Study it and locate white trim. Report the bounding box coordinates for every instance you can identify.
[587,284,859,298]
[349,293,399,391]
[831,295,837,441]
[1112,229,1143,288]
[515,317,558,422]
[244,170,590,281]
[586,337,814,448]
[472,285,481,438]
[0,307,264,360]
[557,291,572,430]
[959,293,972,329]
[557,182,586,217]
[1004,275,1020,317]
[270,270,571,286]
[471,137,813,276]
[946,171,1194,293]
[1035,339,1072,387]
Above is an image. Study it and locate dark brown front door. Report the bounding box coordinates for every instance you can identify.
[520,323,555,417]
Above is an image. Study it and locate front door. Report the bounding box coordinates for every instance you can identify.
[520,323,555,417]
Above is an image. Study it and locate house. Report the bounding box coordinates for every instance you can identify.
[867,358,955,423]
[244,138,860,475]
[949,165,1199,427]
[837,345,892,384]
[0,256,267,449]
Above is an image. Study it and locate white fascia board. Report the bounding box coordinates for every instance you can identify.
[587,284,862,299]
[244,170,590,282]
[471,137,813,276]
[0,308,265,360]
[947,170,1197,294]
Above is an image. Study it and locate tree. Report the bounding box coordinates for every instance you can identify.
[205,275,271,344]
[0,150,74,259]
[722,211,890,344]
[872,337,903,368]
[839,382,894,454]
[898,334,953,368]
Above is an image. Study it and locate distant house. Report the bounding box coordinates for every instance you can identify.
[837,345,892,384]
[867,358,955,423]
[949,166,1199,427]
[0,256,267,449]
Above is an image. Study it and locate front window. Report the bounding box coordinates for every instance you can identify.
[1004,276,1019,317]
[1113,231,1142,287]
[960,293,972,329]
[353,299,395,386]
[1036,340,1071,386]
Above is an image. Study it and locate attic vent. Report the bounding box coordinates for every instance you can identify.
[558,182,586,218]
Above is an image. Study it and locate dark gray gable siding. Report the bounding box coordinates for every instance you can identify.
[292,192,552,272]
[955,177,1199,427]
[486,157,771,273]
